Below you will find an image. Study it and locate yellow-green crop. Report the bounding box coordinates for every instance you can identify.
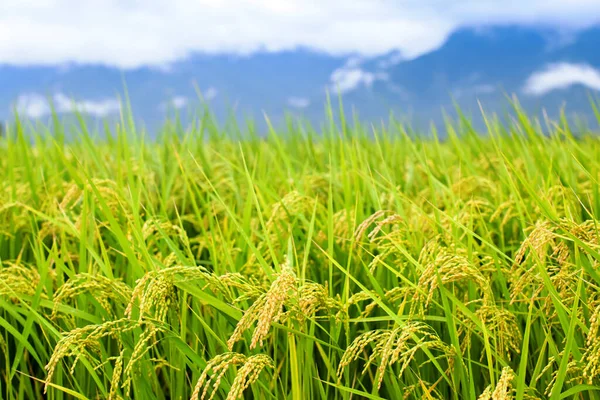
[1,101,600,399]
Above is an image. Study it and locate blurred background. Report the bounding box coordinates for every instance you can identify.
[1,0,599,131]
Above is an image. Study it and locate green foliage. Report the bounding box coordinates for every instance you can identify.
[1,102,600,399]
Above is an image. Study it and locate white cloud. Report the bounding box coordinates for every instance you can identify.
[287,97,310,108]
[523,63,600,95]
[159,88,217,111]
[203,87,218,101]
[1,1,599,68]
[159,96,188,111]
[171,96,188,109]
[329,67,387,94]
[377,52,404,69]
[15,92,121,118]
[15,94,51,119]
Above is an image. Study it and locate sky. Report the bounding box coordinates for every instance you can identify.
[1,0,600,68]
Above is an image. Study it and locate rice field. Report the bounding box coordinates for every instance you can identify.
[2,102,600,399]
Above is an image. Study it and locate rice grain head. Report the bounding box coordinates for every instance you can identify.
[0,262,42,302]
[227,260,297,350]
[52,273,133,319]
[416,241,493,307]
[477,367,515,400]
[337,322,452,390]
[44,319,142,393]
[190,352,274,400]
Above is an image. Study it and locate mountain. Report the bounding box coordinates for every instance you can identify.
[353,25,600,127]
[1,25,599,132]
[0,49,351,129]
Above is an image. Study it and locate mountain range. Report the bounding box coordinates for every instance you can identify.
[1,25,599,132]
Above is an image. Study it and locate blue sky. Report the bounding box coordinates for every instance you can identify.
[1,0,599,68]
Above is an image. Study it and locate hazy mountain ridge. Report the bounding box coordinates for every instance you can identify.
[1,25,599,129]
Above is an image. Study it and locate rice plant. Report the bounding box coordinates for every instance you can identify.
[1,100,600,399]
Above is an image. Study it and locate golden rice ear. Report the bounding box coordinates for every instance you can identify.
[509,219,600,318]
[512,220,558,268]
[0,262,42,302]
[45,319,165,397]
[125,265,213,321]
[478,367,516,400]
[458,304,521,361]
[297,281,340,320]
[190,352,273,400]
[583,304,600,382]
[140,218,191,252]
[225,354,274,400]
[226,260,341,350]
[450,176,499,201]
[121,324,162,396]
[52,273,133,319]
[227,260,297,350]
[540,185,583,219]
[337,322,453,390]
[353,210,392,245]
[538,352,584,397]
[316,208,356,248]
[44,319,142,393]
[416,240,493,308]
[108,349,125,400]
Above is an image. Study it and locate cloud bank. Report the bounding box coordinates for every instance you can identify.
[524,63,600,95]
[0,1,599,68]
[329,67,387,94]
[287,97,310,108]
[16,93,121,118]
